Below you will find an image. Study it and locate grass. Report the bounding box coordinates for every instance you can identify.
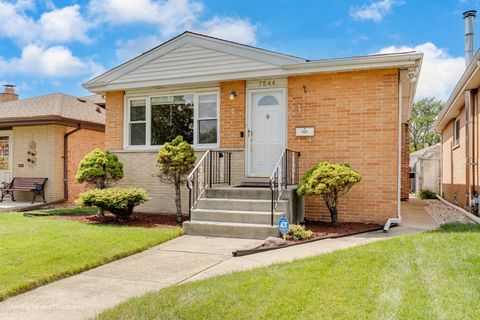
[97,223,480,320]
[27,207,98,216]
[0,212,183,301]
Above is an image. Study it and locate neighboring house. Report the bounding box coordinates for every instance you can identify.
[410,144,441,194]
[435,10,480,209]
[0,87,105,204]
[83,31,422,237]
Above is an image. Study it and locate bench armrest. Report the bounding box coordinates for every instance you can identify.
[1,181,11,189]
[33,183,44,191]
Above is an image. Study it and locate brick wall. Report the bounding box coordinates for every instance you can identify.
[105,91,124,150]
[220,80,246,148]
[66,128,105,203]
[287,69,399,224]
[12,125,66,202]
[401,122,410,200]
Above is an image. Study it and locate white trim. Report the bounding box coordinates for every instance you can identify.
[246,87,287,177]
[0,130,13,183]
[124,89,220,151]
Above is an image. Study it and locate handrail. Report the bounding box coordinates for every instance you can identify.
[187,150,232,220]
[269,149,301,226]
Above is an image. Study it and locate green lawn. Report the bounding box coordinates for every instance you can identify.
[98,223,480,320]
[27,207,98,216]
[0,212,182,300]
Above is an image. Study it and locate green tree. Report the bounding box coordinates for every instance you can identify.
[410,97,443,152]
[76,149,124,188]
[297,162,362,227]
[157,136,196,223]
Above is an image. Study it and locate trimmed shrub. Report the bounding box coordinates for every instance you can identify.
[76,149,124,189]
[283,224,313,241]
[77,188,148,220]
[297,161,362,227]
[417,189,437,200]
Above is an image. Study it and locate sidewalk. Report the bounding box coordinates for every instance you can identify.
[0,200,437,320]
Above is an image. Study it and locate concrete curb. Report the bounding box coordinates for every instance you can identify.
[436,195,480,224]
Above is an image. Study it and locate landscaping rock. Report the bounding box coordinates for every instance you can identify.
[262,237,288,248]
[425,200,475,224]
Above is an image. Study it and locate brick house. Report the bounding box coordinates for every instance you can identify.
[83,32,422,238]
[0,87,105,204]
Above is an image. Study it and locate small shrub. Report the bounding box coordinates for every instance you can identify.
[417,189,437,200]
[283,224,313,241]
[76,149,124,189]
[77,188,149,220]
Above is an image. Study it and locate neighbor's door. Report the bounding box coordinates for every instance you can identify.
[247,89,285,176]
[0,131,12,184]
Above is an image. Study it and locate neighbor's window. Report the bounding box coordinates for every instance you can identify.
[454,118,461,146]
[126,91,218,148]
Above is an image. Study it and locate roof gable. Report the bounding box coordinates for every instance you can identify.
[84,32,305,89]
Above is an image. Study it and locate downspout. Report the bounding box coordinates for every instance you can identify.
[440,133,443,196]
[383,74,406,232]
[466,90,471,207]
[64,125,81,201]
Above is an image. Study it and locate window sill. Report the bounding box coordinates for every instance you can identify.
[117,145,220,153]
[452,143,460,151]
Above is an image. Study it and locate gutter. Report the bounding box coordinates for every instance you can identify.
[63,125,81,201]
[384,74,406,232]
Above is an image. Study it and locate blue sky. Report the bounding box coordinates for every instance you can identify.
[0,0,478,101]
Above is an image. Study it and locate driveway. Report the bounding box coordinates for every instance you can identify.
[0,199,438,320]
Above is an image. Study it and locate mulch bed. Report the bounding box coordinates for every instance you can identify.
[56,212,183,228]
[300,221,383,242]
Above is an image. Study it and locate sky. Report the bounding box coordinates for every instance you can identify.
[0,0,479,101]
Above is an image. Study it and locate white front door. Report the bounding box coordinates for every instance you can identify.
[0,131,12,184]
[247,89,285,176]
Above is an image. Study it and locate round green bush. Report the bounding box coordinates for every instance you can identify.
[417,189,437,200]
[77,187,148,220]
[283,224,313,241]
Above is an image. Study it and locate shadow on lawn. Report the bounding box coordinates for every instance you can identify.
[435,222,480,233]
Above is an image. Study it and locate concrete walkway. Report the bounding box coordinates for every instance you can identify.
[0,199,437,320]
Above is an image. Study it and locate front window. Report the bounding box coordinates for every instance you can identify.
[126,91,218,148]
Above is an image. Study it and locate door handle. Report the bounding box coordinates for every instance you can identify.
[248,129,253,137]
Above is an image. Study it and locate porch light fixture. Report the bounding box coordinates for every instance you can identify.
[229,90,238,100]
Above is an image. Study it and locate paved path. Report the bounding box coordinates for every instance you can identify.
[0,200,437,320]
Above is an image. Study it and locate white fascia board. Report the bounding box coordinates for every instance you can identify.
[435,51,480,131]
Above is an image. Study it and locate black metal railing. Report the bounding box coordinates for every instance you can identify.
[187,150,232,220]
[269,149,301,225]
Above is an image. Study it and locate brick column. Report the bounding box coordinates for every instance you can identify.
[401,122,410,200]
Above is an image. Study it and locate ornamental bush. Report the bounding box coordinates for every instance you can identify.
[297,161,362,227]
[283,224,313,241]
[76,149,124,189]
[77,187,148,220]
[417,189,437,200]
[157,136,196,223]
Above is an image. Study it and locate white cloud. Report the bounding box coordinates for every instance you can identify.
[378,42,465,101]
[197,17,257,46]
[0,45,103,78]
[89,0,202,36]
[350,0,403,22]
[0,1,93,45]
[115,35,162,61]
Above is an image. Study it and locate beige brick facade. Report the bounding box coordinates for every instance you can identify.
[219,81,246,149]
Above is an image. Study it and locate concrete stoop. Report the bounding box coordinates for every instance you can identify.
[183,187,291,239]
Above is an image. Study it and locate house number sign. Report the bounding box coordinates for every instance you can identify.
[296,127,315,137]
[257,79,276,87]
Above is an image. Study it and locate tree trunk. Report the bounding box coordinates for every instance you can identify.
[330,206,339,227]
[97,207,105,217]
[175,175,182,224]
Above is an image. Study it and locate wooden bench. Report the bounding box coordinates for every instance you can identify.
[0,177,48,204]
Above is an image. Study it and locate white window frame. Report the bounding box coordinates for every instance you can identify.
[454,117,461,146]
[124,90,220,150]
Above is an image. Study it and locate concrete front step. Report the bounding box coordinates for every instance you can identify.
[205,187,273,200]
[191,209,287,224]
[183,220,280,239]
[197,198,288,212]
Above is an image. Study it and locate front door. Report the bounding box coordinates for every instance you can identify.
[247,89,285,176]
[0,131,12,184]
